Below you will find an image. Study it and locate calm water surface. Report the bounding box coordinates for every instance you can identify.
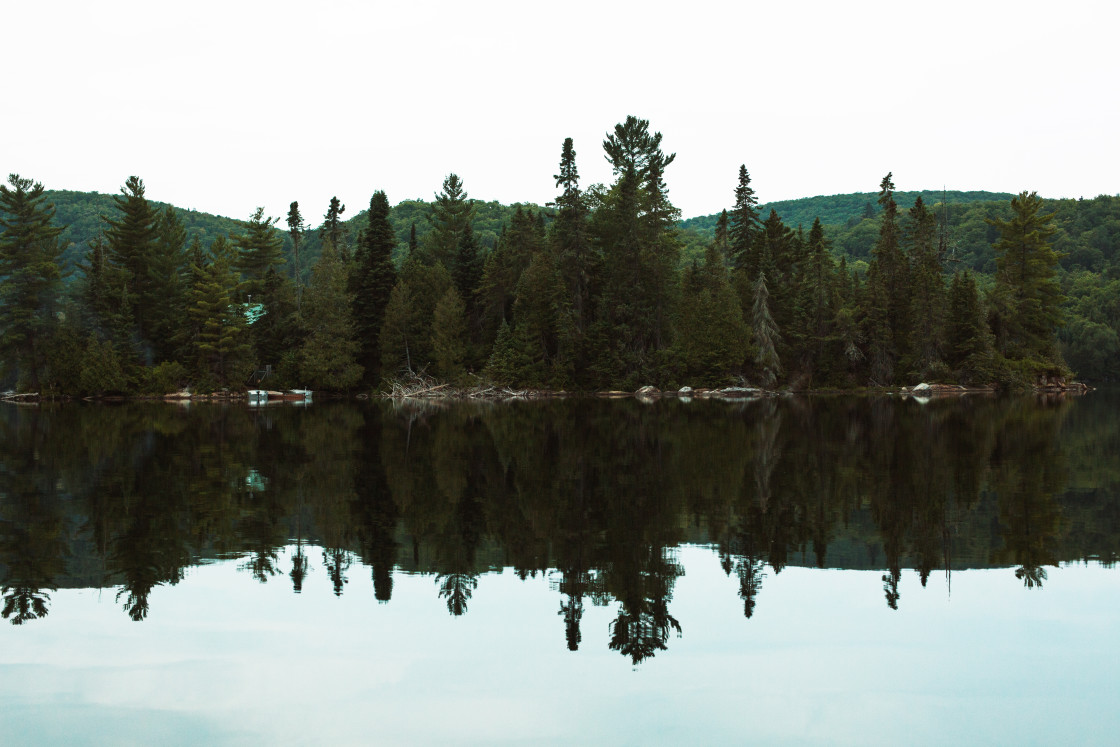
[1,392,1118,745]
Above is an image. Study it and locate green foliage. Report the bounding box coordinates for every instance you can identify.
[423,173,473,269]
[988,191,1065,372]
[0,174,64,390]
[430,287,468,382]
[299,240,362,390]
[352,191,398,384]
[79,333,127,395]
[234,207,285,301]
[138,361,189,395]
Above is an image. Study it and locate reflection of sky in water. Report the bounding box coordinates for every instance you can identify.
[2,546,1118,745]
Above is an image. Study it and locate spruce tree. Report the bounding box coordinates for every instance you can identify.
[729,165,761,276]
[551,138,593,379]
[0,175,64,390]
[988,191,1064,369]
[751,271,781,387]
[287,201,305,307]
[352,191,399,384]
[870,173,911,366]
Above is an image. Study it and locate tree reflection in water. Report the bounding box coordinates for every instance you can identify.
[0,393,1114,664]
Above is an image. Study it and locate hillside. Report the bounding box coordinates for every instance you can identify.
[680,190,1017,235]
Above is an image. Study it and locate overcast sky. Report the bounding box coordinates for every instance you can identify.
[5,0,1117,223]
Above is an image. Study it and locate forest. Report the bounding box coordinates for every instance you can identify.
[1,115,1118,395]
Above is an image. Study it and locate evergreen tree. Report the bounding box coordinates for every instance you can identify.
[352,191,399,384]
[379,258,452,377]
[871,173,911,365]
[379,281,418,378]
[479,206,543,346]
[862,260,894,384]
[320,197,348,263]
[729,165,761,276]
[800,218,838,380]
[590,116,679,386]
[299,239,362,390]
[430,286,468,382]
[905,196,946,376]
[0,175,64,390]
[287,201,305,307]
[185,235,253,388]
[234,207,285,301]
[104,175,160,354]
[453,222,484,310]
[148,204,190,361]
[987,191,1065,369]
[551,138,593,380]
[676,245,748,383]
[79,234,134,362]
[713,209,730,267]
[751,271,781,387]
[424,173,472,269]
[946,270,994,382]
[511,251,564,385]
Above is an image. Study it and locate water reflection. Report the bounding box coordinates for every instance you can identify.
[1,392,1118,664]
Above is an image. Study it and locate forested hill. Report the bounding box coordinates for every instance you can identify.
[681,190,1016,234]
[45,189,549,281]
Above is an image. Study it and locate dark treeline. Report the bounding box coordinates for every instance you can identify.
[2,396,1117,660]
[1,116,1110,394]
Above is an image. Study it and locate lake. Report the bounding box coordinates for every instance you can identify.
[1,391,1118,745]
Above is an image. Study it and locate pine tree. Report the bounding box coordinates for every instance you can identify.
[591,116,679,386]
[234,207,285,300]
[299,239,362,390]
[352,191,398,384]
[185,236,253,388]
[987,191,1065,369]
[0,175,64,390]
[424,174,472,269]
[320,197,348,263]
[104,175,160,353]
[148,205,190,361]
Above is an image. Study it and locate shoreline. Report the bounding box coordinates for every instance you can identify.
[2,380,1095,405]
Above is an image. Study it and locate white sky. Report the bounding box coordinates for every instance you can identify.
[4,0,1118,222]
